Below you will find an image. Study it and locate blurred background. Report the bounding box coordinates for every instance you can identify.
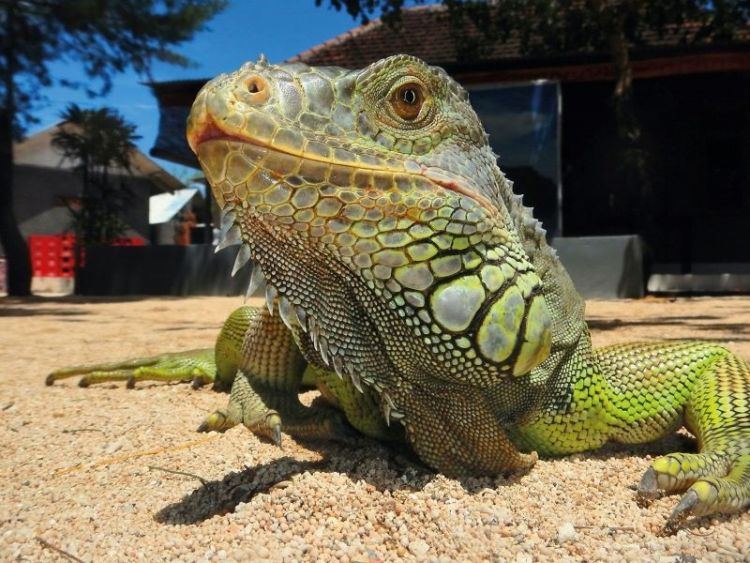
[1,0,748,298]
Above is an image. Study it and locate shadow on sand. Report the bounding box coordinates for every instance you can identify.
[152,436,539,526]
[151,432,720,530]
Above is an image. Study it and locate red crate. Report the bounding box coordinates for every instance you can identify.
[29,235,75,278]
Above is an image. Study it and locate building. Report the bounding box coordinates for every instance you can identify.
[6,123,184,294]
[149,5,750,292]
[11,122,182,244]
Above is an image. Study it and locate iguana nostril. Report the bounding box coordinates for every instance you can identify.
[244,75,269,103]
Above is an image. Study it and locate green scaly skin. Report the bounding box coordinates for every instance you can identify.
[47,55,750,533]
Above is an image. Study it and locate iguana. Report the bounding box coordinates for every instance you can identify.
[47,54,750,533]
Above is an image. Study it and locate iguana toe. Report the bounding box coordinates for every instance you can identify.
[198,408,242,433]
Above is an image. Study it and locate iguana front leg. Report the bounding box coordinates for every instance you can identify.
[198,304,373,445]
[47,302,390,446]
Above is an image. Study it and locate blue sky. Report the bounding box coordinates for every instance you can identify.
[33,1,370,180]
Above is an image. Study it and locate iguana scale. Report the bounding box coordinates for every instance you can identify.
[48,55,750,533]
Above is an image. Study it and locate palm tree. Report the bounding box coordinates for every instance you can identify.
[51,104,140,245]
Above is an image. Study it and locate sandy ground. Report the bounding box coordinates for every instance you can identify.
[1,295,749,562]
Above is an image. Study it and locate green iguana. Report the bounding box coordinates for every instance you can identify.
[47,54,750,533]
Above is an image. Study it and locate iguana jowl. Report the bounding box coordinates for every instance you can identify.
[48,54,750,533]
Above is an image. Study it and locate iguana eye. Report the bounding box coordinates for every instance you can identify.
[391,82,424,120]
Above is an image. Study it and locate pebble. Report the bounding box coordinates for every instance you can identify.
[409,539,430,556]
[557,522,578,544]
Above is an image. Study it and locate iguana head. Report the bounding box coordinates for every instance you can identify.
[187,54,552,474]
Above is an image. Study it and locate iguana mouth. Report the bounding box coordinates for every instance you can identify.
[189,117,495,212]
[190,116,397,174]
[188,119,247,150]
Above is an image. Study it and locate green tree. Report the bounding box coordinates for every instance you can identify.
[1,0,227,296]
[317,0,749,236]
[52,104,139,246]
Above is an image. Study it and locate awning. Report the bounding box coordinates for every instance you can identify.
[149,188,198,224]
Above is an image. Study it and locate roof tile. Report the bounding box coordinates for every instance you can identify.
[289,4,749,69]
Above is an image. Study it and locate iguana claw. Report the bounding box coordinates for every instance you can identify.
[272,422,282,448]
[191,376,208,389]
[663,490,699,535]
[636,467,663,507]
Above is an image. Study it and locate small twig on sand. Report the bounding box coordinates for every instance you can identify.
[62,428,104,434]
[576,525,636,533]
[148,465,209,485]
[53,434,219,476]
[36,536,85,563]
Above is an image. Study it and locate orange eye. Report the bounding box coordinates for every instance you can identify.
[391,83,424,121]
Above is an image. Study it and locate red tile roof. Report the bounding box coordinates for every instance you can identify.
[289,5,492,68]
[289,4,750,70]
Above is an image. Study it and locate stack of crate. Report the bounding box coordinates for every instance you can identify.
[30,235,76,279]
[28,234,144,294]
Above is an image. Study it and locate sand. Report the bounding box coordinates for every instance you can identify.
[1,295,749,562]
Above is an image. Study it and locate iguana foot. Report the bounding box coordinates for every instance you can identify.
[637,452,750,534]
[199,371,359,447]
[46,349,216,388]
[198,405,283,446]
